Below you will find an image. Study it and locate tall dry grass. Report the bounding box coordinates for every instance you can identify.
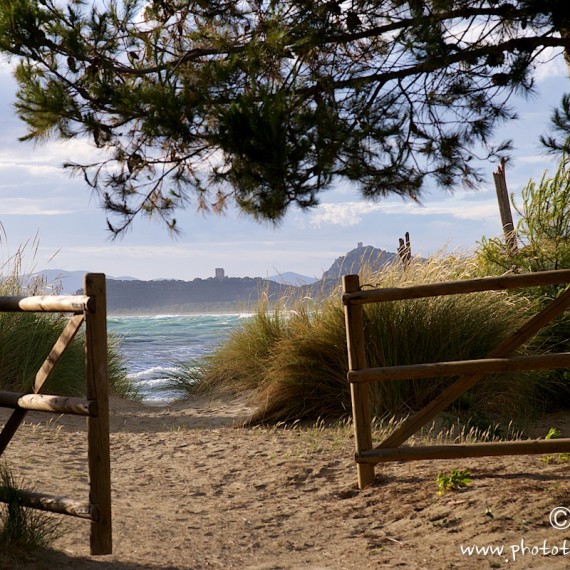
[0,463,62,555]
[171,253,547,425]
[0,238,136,399]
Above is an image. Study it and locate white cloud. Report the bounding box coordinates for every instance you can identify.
[410,200,498,220]
[62,245,202,259]
[533,49,568,82]
[0,161,64,177]
[309,202,384,227]
[2,199,74,216]
[309,196,498,227]
[37,240,341,280]
[0,137,103,166]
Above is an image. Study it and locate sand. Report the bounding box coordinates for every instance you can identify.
[1,396,570,569]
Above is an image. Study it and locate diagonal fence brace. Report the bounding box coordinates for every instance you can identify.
[377,287,570,450]
[0,313,85,456]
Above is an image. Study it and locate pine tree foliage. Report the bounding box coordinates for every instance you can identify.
[0,0,569,233]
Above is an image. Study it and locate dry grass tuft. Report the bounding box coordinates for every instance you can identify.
[170,253,548,425]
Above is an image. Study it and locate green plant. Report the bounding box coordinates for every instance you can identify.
[545,427,562,440]
[0,306,136,399]
[0,463,62,553]
[478,156,570,276]
[541,427,570,463]
[436,469,473,496]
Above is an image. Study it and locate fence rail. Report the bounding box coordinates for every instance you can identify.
[342,269,570,489]
[343,268,570,305]
[0,295,93,313]
[0,273,111,555]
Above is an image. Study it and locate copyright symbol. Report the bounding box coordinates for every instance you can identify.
[550,507,570,530]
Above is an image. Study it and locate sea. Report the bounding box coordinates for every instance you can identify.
[107,314,251,405]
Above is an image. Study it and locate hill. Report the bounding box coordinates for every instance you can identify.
[32,244,401,313]
[104,244,400,313]
[320,245,399,283]
[106,276,290,314]
[26,270,138,295]
[266,271,319,286]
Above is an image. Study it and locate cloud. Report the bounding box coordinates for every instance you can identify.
[57,239,328,259]
[309,197,498,227]
[409,200,498,220]
[533,49,568,81]
[309,202,384,227]
[0,161,64,177]
[2,198,75,216]
[0,137,104,166]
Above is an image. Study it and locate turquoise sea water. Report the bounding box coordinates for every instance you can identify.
[107,314,251,404]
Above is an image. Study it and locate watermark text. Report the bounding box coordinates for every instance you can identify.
[460,539,570,562]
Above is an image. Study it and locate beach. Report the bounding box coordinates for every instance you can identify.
[1,395,570,569]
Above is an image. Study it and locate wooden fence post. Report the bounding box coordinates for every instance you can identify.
[342,269,570,485]
[398,232,412,266]
[493,162,518,254]
[84,273,112,555]
[343,275,375,489]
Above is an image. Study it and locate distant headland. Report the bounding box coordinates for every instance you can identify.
[33,244,401,314]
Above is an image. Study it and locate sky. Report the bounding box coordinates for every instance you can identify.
[0,52,568,282]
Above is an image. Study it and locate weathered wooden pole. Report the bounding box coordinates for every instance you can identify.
[342,274,375,489]
[397,232,411,266]
[84,273,112,555]
[493,161,518,254]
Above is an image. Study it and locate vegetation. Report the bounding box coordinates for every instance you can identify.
[478,154,570,275]
[541,427,570,463]
[0,244,136,399]
[436,468,472,495]
[477,155,570,405]
[0,463,61,554]
[0,1,569,233]
[170,254,547,425]
[0,310,135,398]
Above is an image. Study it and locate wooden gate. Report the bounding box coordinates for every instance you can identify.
[342,269,570,489]
[0,273,111,554]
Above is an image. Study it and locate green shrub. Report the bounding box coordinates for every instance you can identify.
[0,312,135,398]
[478,155,570,275]
[174,254,539,424]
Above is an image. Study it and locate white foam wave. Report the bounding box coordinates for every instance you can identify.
[129,366,179,379]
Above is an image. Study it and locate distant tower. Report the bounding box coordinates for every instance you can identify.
[215,268,225,281]
[357,242,363,249]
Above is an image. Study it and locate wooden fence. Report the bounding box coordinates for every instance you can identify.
[342,269,570,489]
[0,273,111,555]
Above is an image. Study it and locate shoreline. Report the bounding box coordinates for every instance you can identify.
[108,310,257,317]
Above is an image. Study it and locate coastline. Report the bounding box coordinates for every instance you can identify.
[108,309,257,317]
[108,306,258,317]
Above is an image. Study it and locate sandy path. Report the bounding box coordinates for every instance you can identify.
[1,397,570,569]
